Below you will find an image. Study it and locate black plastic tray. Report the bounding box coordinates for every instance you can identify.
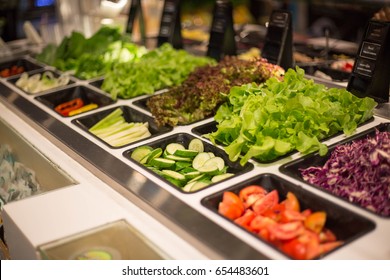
[0,57,43,78]
[89,78,104,91]
[132,95,150,112]
[201,173,375,259]
[8,69,75,94]
[72,105,173,149]
[35,85,115,118]
[123,133,254,193]
[279,123,390,218]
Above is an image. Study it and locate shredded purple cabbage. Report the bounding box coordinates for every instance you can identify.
[300,129,390,216]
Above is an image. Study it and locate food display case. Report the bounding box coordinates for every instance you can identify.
[0,36,389,260]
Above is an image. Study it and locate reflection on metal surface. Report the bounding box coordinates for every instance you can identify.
[38,220,168,260]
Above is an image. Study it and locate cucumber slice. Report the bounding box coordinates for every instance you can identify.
[208,152,216,158]
[197,164,219,175]
[161,170,186,181]
[192,152,211,169]
[188,138,204,152]
[190,181,209,192]
[184,171,201,179]
[174,149,199,158]
[181,167,198,173]
[145,148,163,164]
[165,154,192,162]
[165,177,185,188]
[203,156,225,171]
[182,181,196,192]
[130,146,153,162]
[174,161,192,171]
[165,143,185,155]
[188,174,207,184]
[211,173,234,183]
[150,158,175,169]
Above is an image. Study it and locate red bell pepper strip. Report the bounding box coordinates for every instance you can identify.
[54,98,84,116]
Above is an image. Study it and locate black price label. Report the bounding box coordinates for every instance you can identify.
[355,58,376,77]
[360,42,381,60]
[270,12,288,27]
[367,22,386,43]
[157,0,182,49]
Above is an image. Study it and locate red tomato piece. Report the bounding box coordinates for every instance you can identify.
[304,211,327,234]
[239,185,267,207]
[282,192,300,212]
[234,209,255,230]
[319,241,343,255]
[252,189,279,215]
[319,228,337,243]
[282,239,307,260]
[222,191,245,212]
[218,202,243,220]
[297,229,321,259]
[280,209,306,223]
[301,209,312,218]
[269,221,304,241]
[249,215,276,232]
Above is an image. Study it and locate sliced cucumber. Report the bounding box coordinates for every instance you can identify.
[150,158,175,169]
[208,152,216,158]
[190,181,209,191]
[182,181,197,192]
[188,138,204,152]
[184,171,201,179]
[188,173,207,184]
[197,164,219,175]
[161,170,186,181]
[165,154,192,162]
[165,177,186,188]
[165,143,185,155]
[181,167,198,173]
[145,148,163,164]
[211,173,234,183]
[130,146,153,162]
[203,156,225,171]
[174,161,192,171]
[174,149,199,158]
[192,152,211,169]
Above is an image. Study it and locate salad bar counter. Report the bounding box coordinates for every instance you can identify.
[0,43,389,259]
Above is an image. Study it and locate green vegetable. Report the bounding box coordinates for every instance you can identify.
[102,43,215,99]
[36,26,147,80]
[206,67,377,165]
[89,108,151,147]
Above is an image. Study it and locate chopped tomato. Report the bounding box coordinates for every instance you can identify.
[218,202,243,220]
[222,191,245,212]
[301,209,312,218]
[249,215,276,232]
[319,228,337,243]
[304,211,327,234]
[269,221,304,240]
[282,192,300,212]
[239,185,267,207]
[252,190,279,215]
[318,241,343,255]
[282,239,307,260]
[280,209,306,223]
[234,209,255,230]
[297,229,321,259]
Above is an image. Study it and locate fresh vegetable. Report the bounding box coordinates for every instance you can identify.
[218,185,342,259]
[102,43,215,99]
[206,66,377,165]
[300,129,390,216]
[147,56,284,127]
[36,26,147,79]
[54,98,84,116]
[130,139,233,192]
[88,108,151,147]
[15,71,70,94]
[0,65,24,77]
[68,103,98,116]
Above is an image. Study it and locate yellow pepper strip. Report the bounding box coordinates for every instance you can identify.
[68,103,98,116]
